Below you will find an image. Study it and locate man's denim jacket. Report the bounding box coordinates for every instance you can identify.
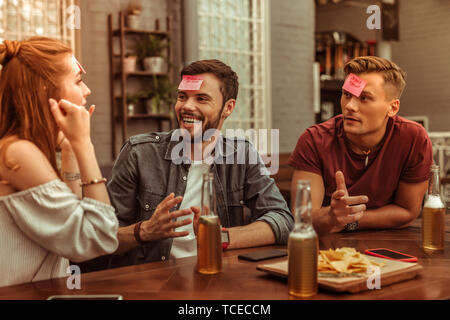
[107,130,294,268]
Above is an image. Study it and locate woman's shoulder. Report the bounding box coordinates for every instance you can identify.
[0,136,42,154]
[0,136,40,150]
[0,137,45,164]
[0,136,58,191]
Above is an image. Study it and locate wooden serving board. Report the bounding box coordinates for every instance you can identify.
[257,255,423,293]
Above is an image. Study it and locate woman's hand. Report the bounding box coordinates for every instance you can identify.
[56,107,95,152]
[49,98,95,147]
[57,131,72,152]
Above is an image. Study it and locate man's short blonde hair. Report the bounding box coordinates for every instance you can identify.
[344,56,406,100]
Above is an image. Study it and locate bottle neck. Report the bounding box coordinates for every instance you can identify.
[428,169,441,196]
[293,183,314,231]
[201,173,217,216]
[294,206,314,230]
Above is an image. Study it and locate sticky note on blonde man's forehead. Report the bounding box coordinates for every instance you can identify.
[72,55,86,74]
[342,73,367,97]
[178,75,203,91]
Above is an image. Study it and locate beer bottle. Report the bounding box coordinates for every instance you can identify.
[197,172,222,274]
[422,165,446,251]
[288,180,319,297]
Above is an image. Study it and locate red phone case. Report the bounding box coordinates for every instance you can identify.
[364,248,418,263]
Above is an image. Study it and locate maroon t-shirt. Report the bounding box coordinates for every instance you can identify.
[288,115,433,209]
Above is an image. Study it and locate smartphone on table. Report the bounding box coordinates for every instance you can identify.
[364,248,418,262]
[238,249,287,262]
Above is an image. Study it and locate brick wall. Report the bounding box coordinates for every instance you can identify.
[80,0,182,165]
[391,0,450,132]
[270,0,315,154]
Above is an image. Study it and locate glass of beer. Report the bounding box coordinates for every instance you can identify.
[197,172,222,274]
[288,180,318,297]
[422,165,446,251]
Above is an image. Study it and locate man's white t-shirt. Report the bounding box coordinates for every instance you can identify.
[170,160,211,259]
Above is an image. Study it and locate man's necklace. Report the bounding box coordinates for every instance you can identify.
[361,150,371,167]
[347,139,380,167]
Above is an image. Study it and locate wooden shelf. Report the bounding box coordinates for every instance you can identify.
[112,29,169,37]
[114,71,168,78]
[127,113,172,120]
[108,11,174,159]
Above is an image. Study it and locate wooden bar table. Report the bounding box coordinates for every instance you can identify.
[1,218,450,300]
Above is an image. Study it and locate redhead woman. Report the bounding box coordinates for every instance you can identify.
[0,37,118,287]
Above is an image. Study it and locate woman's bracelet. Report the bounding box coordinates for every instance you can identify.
[62,172,81,181]
[80,177,107,187]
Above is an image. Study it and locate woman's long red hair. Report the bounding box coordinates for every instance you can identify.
[0,37,72,175]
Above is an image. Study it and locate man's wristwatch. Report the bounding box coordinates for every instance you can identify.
[344,221,359,232]
[221,227,230,250]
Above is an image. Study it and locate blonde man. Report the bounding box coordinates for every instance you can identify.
[289,56,432,235]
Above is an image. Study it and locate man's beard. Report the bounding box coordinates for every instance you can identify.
[176,104,225,137]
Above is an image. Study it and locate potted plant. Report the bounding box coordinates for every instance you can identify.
[135,34,168,73]
[126,0,142,29]
[126,92,142,115]
[123,53,137,73]
[145,76,176,114]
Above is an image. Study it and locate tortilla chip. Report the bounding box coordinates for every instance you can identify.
[317,247,384,277]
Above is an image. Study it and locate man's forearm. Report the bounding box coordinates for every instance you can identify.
[115,225,140,255]
[312,207,341,235]
[227,221,275,249]
[358,204,419,230]
[312,204,418,235]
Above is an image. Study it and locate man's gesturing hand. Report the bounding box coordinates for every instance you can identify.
[191,206,201,236]
[139,193,194,242]
[329,171,368,230]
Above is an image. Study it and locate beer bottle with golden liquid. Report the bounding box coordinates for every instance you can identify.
[422,165,446,251]
[197,172,222,274]
[288,180,318,297]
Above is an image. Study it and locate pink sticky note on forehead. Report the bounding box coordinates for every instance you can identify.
[178,75,203,91]
[342,73,367,97]
[72,55,86,74]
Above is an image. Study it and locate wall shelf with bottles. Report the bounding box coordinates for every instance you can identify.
[108,11,175,158]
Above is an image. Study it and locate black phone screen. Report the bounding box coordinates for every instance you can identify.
[368,249,412,260]
[238,249,287,262]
